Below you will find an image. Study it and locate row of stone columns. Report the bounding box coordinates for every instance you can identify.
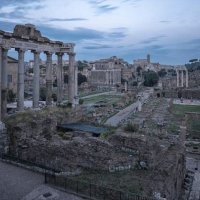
[176,69,189,88]
[0,46,77,119]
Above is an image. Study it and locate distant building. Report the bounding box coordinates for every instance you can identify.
[7,56,18,94]
[133,54,161,72]
[89,56,129,86]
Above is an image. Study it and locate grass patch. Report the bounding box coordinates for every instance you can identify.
[190,119,200,132]
[100,127,116,139]
[124,123,139,132]
[4,106,70,126]
[71,169,147,194]
[167,123,179,135]
[172,104,200,118]
[83,95,122,105]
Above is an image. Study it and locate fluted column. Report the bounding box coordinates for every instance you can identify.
[32,51,40,108]
[56,52,63,104]
[186,70,189,88]
[181,70,184,87]
[16,48,25,111]
[68,52,76,106]
[176,70,179,87]
[1,48,9,118]
[45,52,53,106]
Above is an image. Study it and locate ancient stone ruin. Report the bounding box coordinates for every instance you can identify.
[0,24,78,120]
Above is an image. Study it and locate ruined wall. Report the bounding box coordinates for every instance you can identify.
[6,113,137,171]
[164,89,200,99]
[108,133,185,200]
[162,70,200,89]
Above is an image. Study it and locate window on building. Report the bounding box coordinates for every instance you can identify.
[8,75,12,83]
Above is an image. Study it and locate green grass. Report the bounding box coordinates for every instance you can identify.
[100,127,116,139]
[172,104,200,117]
[167,123,179,135]
[172,104,200,138]
[190,119,200,131]
[83,95,122,104]
[71,169,148,194]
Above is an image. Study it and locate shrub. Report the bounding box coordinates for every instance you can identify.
[124,122,139,132]
[79,99,84,105]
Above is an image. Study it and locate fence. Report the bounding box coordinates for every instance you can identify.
[45,173,155,200]
[1,154,155,200]
[1,154,60,173]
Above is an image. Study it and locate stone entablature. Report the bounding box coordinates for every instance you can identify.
[0,24,78,120]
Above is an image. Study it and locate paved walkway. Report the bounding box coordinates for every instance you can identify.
[0,161,84,200]
[0,161,43,200]
[105,88,153,126]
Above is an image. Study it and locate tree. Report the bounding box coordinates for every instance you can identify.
[143,70,159,87]
[40,87,47,101]
[77,60,88,71]
[189,59,198,63]
[7,89,16,103]
[158,69,167,77]
[78,73,87,85]
[136,66,142,76]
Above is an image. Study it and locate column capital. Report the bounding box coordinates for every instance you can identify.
[44,51,53,56]
[31,50,41,54]
[15,48,26,53]
[68,52,76,56]
[56,52,64,56]
[2,46,10,51]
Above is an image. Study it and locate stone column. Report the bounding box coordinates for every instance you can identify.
[68,52,76,106]
[181,70,184,87]
[1,48,9,118]
[45,52,53,106]
[186,69,189,88]
[125,81,128,92]
[16,48,25,111]
[176,70,179,87]
[0,47,2,121]
[56,52,63,104]
[106,70,109,85]
[74,60,78,105]
[32,51,40,108]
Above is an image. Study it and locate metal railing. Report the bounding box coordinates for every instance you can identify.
[45,173,155,200]
[1,154,60,173]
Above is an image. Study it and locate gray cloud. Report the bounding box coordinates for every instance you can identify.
[98,5,118,12]
[48,18,88,22]
[160,20,171,23]
[89,0,118,13]
[84,44,113,49]
[139,35,166,45]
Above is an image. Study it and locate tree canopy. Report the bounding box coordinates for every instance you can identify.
[158,69,167,77]
[143,70,159,87]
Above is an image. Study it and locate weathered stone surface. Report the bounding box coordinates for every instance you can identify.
[13,24,42,41]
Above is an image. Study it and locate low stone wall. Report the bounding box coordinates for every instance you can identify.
[163,89,200,99]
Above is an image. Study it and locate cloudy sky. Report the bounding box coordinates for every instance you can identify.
[0,0,200,64]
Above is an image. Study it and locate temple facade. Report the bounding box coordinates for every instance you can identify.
[0,24,77,120]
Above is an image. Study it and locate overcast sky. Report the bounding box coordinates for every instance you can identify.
[0,0,200,64]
